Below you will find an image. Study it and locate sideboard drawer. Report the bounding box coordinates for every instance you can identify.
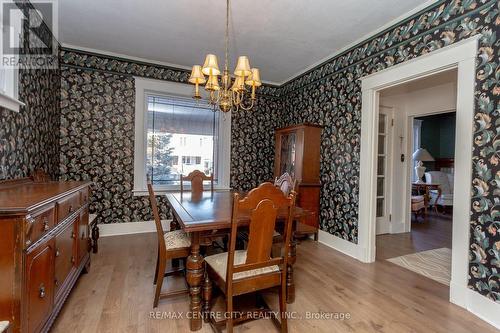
[54,218,77,299]
[25,206,55,248]
[56,192,80,224]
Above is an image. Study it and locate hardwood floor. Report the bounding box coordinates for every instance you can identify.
[376,211,452,260]
[51,231,498,333]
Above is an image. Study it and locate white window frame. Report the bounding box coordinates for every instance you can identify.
[133,77,231,195]
[0,1,25,112]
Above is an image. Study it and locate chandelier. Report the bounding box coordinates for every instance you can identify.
[188,0,261,113]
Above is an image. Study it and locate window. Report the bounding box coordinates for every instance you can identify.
[133,78,231,194]
[0,4,24,112]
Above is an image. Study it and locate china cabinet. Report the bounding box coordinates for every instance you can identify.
[274,123,322,239]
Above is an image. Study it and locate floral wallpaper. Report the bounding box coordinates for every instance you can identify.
[8,0,497,303]
[0,2,60,180]
[279,0,499,302]
[59,67,173,223]
[59,49,281,223]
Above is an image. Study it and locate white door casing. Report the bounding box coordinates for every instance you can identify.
[359,36,480,309]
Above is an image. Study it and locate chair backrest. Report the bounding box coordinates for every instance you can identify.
[180,170,214,195]
[274,172,296,196]
[226,182,296,284]
[147,174,165,250]
[425,171,451,194]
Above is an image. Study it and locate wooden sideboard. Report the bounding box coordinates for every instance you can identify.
[274,123,323,239]
[0,178,93,333]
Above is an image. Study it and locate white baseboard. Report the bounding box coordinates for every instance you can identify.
[98,220,171,237]
[317,230,362,260]
[466,288,500,329]
[450,281,500,329]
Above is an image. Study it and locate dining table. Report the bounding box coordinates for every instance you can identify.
[165,190,312,331]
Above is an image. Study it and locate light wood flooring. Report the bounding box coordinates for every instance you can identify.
[376,211,453,260]
[52,229,498,333]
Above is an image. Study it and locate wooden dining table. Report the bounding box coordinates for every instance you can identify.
[165,190,312,331]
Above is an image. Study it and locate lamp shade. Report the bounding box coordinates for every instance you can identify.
[245,68,262,87]
[412,148,435,161]
[205,74,220,91]
[188,65,206,84]
[202,54,220,76]
[234,56,251,76]
[231,75,245,92]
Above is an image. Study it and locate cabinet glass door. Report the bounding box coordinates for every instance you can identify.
[279,132,296,177]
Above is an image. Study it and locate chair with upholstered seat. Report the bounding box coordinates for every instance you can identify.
[147,175,191,308]
[425,171,453,212]
[180,169,214,195]
[204,182,296,333]
[170,170,213,233]
[274,172,296,196]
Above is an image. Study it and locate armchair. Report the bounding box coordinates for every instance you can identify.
[424,171,454,210]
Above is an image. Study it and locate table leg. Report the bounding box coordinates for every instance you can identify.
[186,232,204,331]
[286,232,297,304]
[202,272,212,323]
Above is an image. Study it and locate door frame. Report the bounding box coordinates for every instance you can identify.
[358,36,479,307]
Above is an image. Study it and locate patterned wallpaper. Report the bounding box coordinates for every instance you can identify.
[8,0,495,302]
[59,49,281,223]
[0,2,60,180]
[279,0,499,302]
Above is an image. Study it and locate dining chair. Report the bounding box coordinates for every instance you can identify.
[274,172,296,196]
[204,182,296,333]
[180,169,214,194]
[147,175,192,308]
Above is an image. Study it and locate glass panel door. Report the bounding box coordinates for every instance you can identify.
[279,132,296,178]
[376,106,394,235]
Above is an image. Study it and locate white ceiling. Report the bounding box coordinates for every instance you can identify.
[59,0,431,85]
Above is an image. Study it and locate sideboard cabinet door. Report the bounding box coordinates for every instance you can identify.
[25,238,55,333]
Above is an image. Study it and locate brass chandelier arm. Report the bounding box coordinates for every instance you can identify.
[188,0,261,112]
[237,92,255,111]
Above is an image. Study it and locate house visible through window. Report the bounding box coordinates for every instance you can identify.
[146,94,219,185]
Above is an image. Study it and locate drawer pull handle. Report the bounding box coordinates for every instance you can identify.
[55,248,60,257]
[69,205,74,213]
[43,220,50,231]
[55,279,59,287]
[39,284,46,298]
[25,239,32,246]
[71,231,76,239]
[71,256,76,264]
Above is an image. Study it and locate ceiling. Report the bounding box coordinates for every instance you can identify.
[59,0,431,85]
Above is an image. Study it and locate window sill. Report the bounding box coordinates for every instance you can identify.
[133,187,231,197]
[0,92,24,112]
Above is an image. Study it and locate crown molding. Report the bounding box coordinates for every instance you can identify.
[60,43,281,87]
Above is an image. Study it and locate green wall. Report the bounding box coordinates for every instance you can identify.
[417,112,456,163]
